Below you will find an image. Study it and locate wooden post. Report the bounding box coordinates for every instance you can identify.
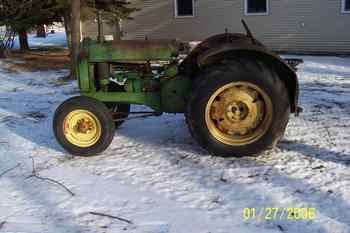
[70,0,81,79]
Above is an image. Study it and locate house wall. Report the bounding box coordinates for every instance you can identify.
[81,20,114,40]
[81,0,350,54]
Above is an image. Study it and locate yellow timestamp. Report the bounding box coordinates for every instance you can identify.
[243,207,316,221]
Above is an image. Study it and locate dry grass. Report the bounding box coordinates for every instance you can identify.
[6,48,70,72]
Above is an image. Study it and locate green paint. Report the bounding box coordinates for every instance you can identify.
[88,64,96,92]
[99,79,109,86]
[82,92,162,112]
[160,76,192,113]
[77,57,90,91]
[84,40,179,62]
[77,39,192,114]
[164,65,178,78]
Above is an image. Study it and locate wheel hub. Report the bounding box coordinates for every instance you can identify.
[226,101,249,122]
[63,110,102,148]
[76,118,94,134]
[205,82,273,145]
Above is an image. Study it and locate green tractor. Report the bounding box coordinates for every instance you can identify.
[53,21,302,157]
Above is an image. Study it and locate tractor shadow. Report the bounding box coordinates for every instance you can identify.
[116,107,350,168]
[0,68,74,155]
[278,140,350,166]
[114,117,350,232]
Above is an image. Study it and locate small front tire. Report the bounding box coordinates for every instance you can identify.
[53,96,115,156]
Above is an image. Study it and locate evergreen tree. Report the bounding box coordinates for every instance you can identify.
[0,0,64,50]
[103,1,139,40]
[0,0,138,78]
[78,0,138,41]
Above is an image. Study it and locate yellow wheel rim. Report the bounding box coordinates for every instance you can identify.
[205,81,273,146]
[63,110,102,148]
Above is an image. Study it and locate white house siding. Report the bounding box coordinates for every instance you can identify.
[81,20,115,40]
[82,0,350,54]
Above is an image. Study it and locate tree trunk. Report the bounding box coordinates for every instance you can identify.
[70,0,81,79]
[18,29,29,51]
[0,48,6,58]
[64,12,72,49]
[97,10,104,43]
[113,18,122,41]
[36,25,46,38]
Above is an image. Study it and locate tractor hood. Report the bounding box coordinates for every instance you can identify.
[80,39,182,62]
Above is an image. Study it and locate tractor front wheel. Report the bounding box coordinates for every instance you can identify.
[186,59,290,157]
[53,96,115,156]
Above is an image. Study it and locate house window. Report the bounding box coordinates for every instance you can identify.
[175,0,194,17]
[245,0,269,15]
[342,0,350,13]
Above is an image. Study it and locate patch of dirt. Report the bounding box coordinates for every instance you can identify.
[6,48,70,72]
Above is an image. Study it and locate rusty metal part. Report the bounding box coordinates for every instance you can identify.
[83,39,181,62]
[108,40,179,53]
[76,118,94,134]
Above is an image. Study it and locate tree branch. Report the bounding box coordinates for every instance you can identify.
[26,157,75,196]
[89,211,133,224]
[0,163,21,178]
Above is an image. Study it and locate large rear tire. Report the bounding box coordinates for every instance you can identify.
[53,96,115,156]
[186,59,290,157]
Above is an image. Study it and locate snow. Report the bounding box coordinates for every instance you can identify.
[12,31,67,50]
[1,33,350,232]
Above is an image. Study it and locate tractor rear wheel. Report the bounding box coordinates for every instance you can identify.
[186,59,290,157]
[53,96,115,156]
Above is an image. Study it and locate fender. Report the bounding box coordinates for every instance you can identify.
[181,33,300,114]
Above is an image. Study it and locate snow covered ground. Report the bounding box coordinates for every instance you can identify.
[1,37,350,232]
[12,31,67,50]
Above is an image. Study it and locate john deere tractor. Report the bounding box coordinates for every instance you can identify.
[53,21,302,157]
